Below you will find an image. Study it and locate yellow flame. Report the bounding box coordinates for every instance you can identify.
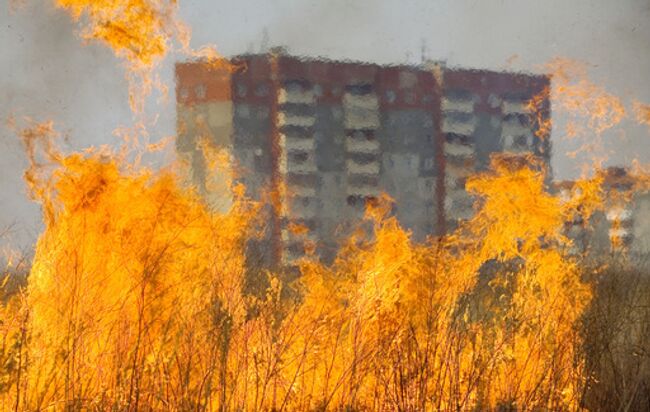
[0,116,607,410]
[545,58,626,136]
[53,0,229,116]
[633,100,650,131]
[527,58,627,175]
[5,5,644,410]
[55,0,178,68]
[21,135,257,408]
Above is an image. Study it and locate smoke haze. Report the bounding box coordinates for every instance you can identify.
[1,0,649,249]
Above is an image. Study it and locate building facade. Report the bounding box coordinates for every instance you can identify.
[176,53,550,269]
[558,167,650,260]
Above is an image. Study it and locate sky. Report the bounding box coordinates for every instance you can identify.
[1,0,649,249]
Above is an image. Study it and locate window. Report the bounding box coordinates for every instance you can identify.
[487,93,502,109]
[399,71,418,89]
[256,106,270,119]
[345,84,372,95]
[385,90,396,103]
[403,92,416,104]
[236,84,247,97]
[236,104,250,118]
[290,152,309,163]
[194,84,206,99]
[255,83,269,97]
[423,157,434,171]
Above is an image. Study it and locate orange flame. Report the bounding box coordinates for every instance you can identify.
[527,58,627,175]
[4,3,647,410]
[633,100,650,131]
[55,0,179,68]
[0,115,608,410]
[53,0,229,116]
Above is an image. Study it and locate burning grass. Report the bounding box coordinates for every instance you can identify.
[0,136,607,410]
[3,1,650,410]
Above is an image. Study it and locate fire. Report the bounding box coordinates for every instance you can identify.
[0,118,604,410]
[526,58,627,172]
[3,1,650,411]
[634,100,650,131]
[53,0,229,114]
[16,126,257,409]
[55,0,180,68]
[544,58,626,136]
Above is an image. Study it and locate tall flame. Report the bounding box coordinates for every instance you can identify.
[53,0,229,116]
[3,2,650,410]
[0,114,607,410]
[55,0,179,68]
[527,58,627,173]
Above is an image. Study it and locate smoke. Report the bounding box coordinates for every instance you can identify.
[182,0,650,179]
[0,2,132,248]
[0,2,177,249]
[2,0,650,251]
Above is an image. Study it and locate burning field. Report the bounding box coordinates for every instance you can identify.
[2,1,650,411]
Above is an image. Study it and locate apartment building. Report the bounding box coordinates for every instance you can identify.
[176,52,550,268]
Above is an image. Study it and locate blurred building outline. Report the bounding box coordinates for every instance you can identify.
[557,166,650,261]
[176,51,551,269]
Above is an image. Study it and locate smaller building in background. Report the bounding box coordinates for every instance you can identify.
[557,167,650,262]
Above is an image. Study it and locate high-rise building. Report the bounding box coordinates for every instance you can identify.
[176,52,550,269]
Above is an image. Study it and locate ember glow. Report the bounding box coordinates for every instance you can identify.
[2,1,650,411]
